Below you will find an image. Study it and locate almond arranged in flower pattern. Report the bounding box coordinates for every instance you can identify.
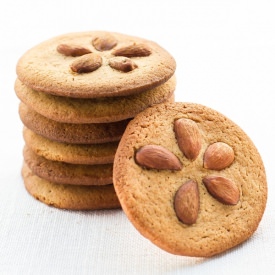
[202,175,240,205]
[57,44,91,57]
[174,180,200,225]
[135,145,182,171]
[109,57,138,72]
[174,118,202,161]
[112,43,152,57]
[70,53,102,73]
[92,34,117,51]
[203,142,234,170]
[57,34,154,74]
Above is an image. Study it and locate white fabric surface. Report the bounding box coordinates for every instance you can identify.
[1,1,275,274]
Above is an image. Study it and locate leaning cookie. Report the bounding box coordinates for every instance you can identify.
[23,127,118,165]
[16,31,176,98]
[113,102,267,257]
[19,103,130,144]
[23,146,113,185]
[15,76,175,123]
[22,163,120,210]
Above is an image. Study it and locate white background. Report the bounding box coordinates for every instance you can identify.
[1,1,275,274]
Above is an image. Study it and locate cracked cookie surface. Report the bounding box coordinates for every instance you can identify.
[113,102,267,257]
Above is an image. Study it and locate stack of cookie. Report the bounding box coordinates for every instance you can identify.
[15,31,176,210]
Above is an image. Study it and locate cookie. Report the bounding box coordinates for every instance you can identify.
[16,31,176,98]
[113,102,267,257]
[15,76,175,123]
[19,103,130,144]
[23,146,113,185]
[23,127,118,165]
[22,163,120,210]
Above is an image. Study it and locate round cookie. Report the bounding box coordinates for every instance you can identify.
[22,163,120,210]
[113,102,267,257]
[19,103,130,144]
[16,31,176,98]
[23,127,118,165]
[23,146,113,185]
[15,76,175,123]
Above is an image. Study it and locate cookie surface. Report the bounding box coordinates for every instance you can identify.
[23,127,118,165]
[16,31,176,98]
[19,103,130,144]
[22,163,120,210]
[113,102,267,257]
[24,146,113,185]
[15,76,175,123]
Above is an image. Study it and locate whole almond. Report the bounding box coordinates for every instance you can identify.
[92,34,117,51]
[174,180,199,225]
[202,175,240,205]
[112,43,152,57]
[109,57,138,72]
[135,145,182,171]
[70,53,102,74]
[174,118,202,161]
[57,44,91,57]
[203,142,234,170]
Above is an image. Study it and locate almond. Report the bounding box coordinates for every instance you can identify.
[174,118,201,161]
[92,34,117,51]
[112,43,152,57]
[202,175,240,205]
[57,44,91,57]
[174,180,199,225]
[135,145,182,170]
[70,53,102,73]
[109,57,138,72]
[203,142,234,170]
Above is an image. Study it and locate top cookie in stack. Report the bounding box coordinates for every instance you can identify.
[15,31,176,210]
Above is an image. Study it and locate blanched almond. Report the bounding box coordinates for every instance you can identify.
[135,145,182,171]
[174,180,199,225]
[202,175,240,205]
[203,142,234,170]
[174,118,201,161]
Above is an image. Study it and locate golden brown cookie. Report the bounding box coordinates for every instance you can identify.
[19,103,130,144]
[22,163,120,210]
[15,76,175,123]
[23,127,118,165]
[23,146,113,185]
[113,102,267,257]
[16,31,176,98]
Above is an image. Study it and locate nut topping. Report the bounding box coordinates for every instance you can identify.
[109,57,138,72]
[202,175,240,205]
[135,145,182,171]
[174,118,202,161]
[132,112,240,226]
[70,53,102,74]
[112,43,152,57]
[174,180,199,225]
[203,142,234,170]
[57,44,91,57]
[92,34,117,51]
